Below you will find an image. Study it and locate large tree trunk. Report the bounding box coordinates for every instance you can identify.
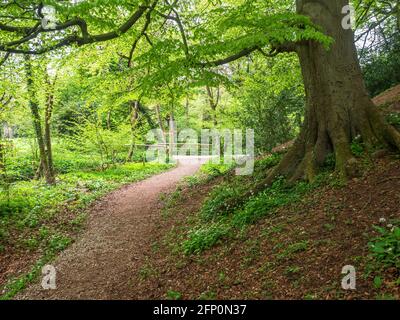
[265,0,400,184]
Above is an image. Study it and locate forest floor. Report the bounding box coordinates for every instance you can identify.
[127,155,400,300]
[15,154,400,300]
[14,163,201,299]
[9,86,400,301]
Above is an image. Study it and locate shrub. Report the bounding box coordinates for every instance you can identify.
[183,222,231,254]
[351,141,365,157]
[201,163,231,177]
[183,170,319,255]
[200,154,282,221]
[368,225,400,269]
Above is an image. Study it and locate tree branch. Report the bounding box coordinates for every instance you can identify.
[165,0,189,58]
[199,46,259,67]
[197,39,299,68]
[128,1,158,67]
[0,52,10,66]
[0,3,150,55]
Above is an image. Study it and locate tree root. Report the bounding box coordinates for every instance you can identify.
[255,106,400,192]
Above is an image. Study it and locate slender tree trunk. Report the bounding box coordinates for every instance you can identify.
[264,0,400,184]
[0,128,4,172]
[206,85,220,126]
[44,116,54,180]
[127,100,139,162]
[169,112,176,161]
[1,96,13,172]
[24,55,55,185]
[106,110,112,130]
[155,104,167,144]
[44,74,56,181]
[137,103,156,129]
[34,160,44,180]
[185,95,190,127]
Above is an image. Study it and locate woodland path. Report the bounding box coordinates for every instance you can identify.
[17,162,201,300]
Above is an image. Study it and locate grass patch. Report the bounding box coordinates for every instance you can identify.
[166,290,182,300]
[183,221,231,254]
[182,154,326,255]
[277,241,309,261]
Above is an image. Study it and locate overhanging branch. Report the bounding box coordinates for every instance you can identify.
[128,1,158,67]
[199,46,259,67]
[198,41,300,68]
[0,3,151,55]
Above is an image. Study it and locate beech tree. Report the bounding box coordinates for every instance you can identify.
[271,0,400,182]
[190,0,400,183]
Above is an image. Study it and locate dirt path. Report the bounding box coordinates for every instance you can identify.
[17,162,201,300]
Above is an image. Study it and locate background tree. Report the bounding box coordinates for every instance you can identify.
[356,0,400,96]
[24,55,55,185]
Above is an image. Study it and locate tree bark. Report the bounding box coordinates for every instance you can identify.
[155,104,167,144]
[127,100,139,162]
[137,103,156,129]
[264,0,400,184]
[185,95,190,127]
[206,85,220,126]
[24,55,55,185]
[0,124,3,171]
[106,110,112,130]
[44,74,57,182]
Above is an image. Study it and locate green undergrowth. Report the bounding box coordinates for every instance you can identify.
[182,153,333,255]
[183,162,232,187]
[385,111,400,130]
[1,138,139,183]
[175,150,399,299]
[0,162,172,299]
[160,162,232,214]
[366,221,400,295]
[158,148,400,299]
[178,142,389,255]
[369,223,400,270]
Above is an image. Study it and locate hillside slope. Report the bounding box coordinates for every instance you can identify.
[131,156,399,300]
[127,87,400,300]
[373,84,400,111]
